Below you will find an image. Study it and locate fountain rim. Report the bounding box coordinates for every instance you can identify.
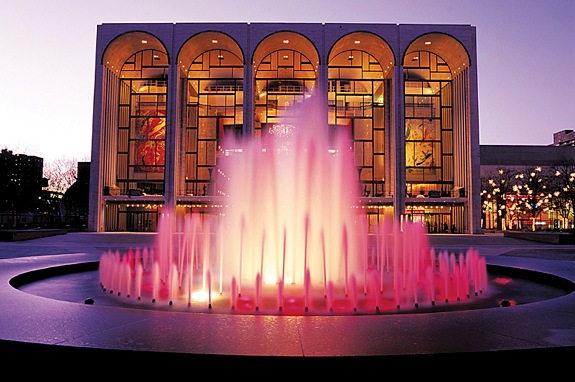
[1,250,575,362]
[10,258,575,316]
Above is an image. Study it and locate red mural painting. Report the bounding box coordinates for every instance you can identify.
[136,110,165,172]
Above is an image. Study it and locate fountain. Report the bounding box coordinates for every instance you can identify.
[99,98,488,315]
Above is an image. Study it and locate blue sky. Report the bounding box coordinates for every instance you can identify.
[0,0,573,161]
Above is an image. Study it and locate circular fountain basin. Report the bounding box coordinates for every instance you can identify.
[1,246,574,373]
[14,260,573,316]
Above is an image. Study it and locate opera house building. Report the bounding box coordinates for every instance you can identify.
[88,22,481,233]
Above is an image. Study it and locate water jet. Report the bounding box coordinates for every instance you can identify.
[99,99,488,315]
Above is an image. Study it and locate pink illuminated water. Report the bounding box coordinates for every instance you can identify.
[99,99,488,315]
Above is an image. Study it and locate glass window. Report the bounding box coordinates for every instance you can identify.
[404,51,453,193]
[254,50,316,135]
[116,49,168,196]
[184,47,244,197]
[328,48,386,197]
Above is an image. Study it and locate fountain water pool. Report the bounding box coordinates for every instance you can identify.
[99,99,488,315]
[99,220,487,315]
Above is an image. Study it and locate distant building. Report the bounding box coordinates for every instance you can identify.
[552,129,575,146]
[0,149,48,227]
[61,162,90,229]
[480,143,575,231]
[480,145,575,173]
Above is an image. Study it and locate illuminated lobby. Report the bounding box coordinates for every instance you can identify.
[88,22,481,233]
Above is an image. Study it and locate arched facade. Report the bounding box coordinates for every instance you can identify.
[89,23,480,233]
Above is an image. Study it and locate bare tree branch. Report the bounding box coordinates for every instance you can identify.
[43,157,78,193]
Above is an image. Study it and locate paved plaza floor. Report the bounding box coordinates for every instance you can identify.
[0,231,574,375]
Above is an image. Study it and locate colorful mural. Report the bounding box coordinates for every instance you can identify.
[136,110,165,172]
[406,119,437,171]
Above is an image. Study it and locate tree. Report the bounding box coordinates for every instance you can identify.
[480,168,517,230]
[43,157,79,193]
[513,166,551,231]
[549,159,575,230]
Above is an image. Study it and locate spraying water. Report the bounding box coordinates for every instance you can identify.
[99,98,487,315]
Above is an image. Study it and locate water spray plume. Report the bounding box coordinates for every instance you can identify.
[99,97,487,315]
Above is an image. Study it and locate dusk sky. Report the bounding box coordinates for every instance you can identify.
[0,0,573,162]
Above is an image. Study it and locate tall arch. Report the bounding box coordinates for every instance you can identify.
[252,31,320,141]
[177,32,244,198]
[403,32,471,233]
[100,31,169,231]
[328,32,394,205]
